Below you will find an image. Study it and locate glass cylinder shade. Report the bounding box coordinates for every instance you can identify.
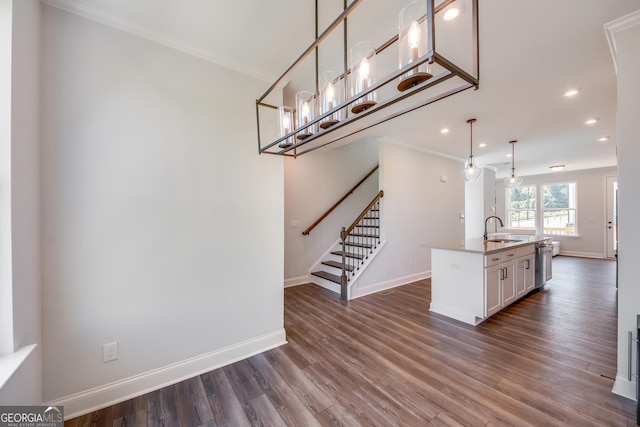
[319,71,342,129]
[295,91,316,140]
[397,1,432,92]
[277,106,294,147]
[349,42,377,114]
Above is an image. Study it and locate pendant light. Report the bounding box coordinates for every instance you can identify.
[505,140,523,188]
[463,118,482,182]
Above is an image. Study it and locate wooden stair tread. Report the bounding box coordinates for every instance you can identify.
[322,260,355,271]
[344,242,374,248]
[355,225,380,228]
[331,250,365,260]
[349,233,379,238]
[311,271,342,284]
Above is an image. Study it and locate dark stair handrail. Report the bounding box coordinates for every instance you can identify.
[302,165,378,236]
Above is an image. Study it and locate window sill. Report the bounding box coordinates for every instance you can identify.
[0,344,37,390]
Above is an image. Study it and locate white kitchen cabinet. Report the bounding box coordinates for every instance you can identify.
[484,250,516,316]
[429,236,548,326]
[501,252,517,307]
[516,245,536,298]
[485,264,502,317]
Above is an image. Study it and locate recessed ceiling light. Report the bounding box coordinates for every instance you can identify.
[584,118,598,125]
[597,136,610,142]
[564,89,579,97]
[506,154,512,157]
[441,128,450,134]
[550,165,565,171]
[479,142,487,148]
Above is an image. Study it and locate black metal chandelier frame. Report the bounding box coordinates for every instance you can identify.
[255,0,479,157]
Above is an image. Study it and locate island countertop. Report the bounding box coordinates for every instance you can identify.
[427,234,551,254]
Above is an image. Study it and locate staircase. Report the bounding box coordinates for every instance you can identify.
[310,191,383,299]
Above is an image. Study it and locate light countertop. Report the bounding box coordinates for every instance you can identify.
[427,234,551,254]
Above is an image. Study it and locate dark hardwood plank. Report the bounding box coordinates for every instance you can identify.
[175,376,214,427]
[64,256,636,426]
[200,369,250,427]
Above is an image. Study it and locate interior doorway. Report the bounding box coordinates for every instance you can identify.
[605,175,618,259]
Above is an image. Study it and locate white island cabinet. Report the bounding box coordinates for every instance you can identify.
[428,236,548,326]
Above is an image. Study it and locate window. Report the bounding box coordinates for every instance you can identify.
[506,185,536,229]
[542,182,577,235]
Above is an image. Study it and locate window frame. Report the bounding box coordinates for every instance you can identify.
[504,181,579,236]
[541,182,578,236]
[505,185,537,231]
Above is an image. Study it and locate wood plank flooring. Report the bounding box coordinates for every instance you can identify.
[65,256,637,426]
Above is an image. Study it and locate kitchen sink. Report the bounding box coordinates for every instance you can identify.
[485,239,522,243]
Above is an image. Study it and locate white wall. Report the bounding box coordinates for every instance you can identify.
[284,139,379,286]
[40,5,284,415]
[495,167,617,258]
[0,0,13,357]
[0,0,43,406]
[609,11,640,401]
[352,140,465,297]
[465,168,496,239]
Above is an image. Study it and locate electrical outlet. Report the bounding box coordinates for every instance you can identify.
[409,259,414,267]
[103,342,118,363]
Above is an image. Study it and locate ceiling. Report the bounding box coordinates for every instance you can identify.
[42,0,640,178]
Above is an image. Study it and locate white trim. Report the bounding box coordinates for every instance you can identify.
[346,240,388,299]
[558,251,606,259]
[40,0,277,83]
[351,270,430,300]
[0,344,37,390]
[45,329,286,420]
[605,9,640,74]
[284,275,310,288]
[380,137,466,163]
[308,238,341,275]
[612,375,637,402]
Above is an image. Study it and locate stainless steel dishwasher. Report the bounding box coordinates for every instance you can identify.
[535,240,552,289]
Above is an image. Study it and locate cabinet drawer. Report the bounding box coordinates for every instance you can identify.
[501,249,517,261]
[485,253,502,267]
[516,244,535,258]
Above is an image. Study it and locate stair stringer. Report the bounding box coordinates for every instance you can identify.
[308,238,387,300]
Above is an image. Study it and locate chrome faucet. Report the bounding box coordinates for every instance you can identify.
[484,216,504,240]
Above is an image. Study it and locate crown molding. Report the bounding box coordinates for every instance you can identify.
[380,136,467,163]
[604,9,640,74]
[40,0,277,83]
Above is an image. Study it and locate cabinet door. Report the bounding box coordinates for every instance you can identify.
[524,254,535,292]
[516,257,527,298]
[502,259,516,306]
[485,264,502,317]
[545,247,553,281]
[516,255,535,297]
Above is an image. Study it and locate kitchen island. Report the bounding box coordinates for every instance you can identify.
[427,235,551,326]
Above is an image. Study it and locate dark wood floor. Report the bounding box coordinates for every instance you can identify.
[66,256,637,426]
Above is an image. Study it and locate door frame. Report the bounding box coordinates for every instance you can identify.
[604,175,618,259]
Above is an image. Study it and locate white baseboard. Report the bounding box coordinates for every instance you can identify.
[47,329,287,420]
[558,251,605,259]
[351,271,430,300]
[284,275,310,288]
[612,375,637,401]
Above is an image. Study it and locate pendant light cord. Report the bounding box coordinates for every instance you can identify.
[467,118,476,165]
[509,140,517,178]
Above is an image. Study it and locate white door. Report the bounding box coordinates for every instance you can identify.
[605,176,618,259]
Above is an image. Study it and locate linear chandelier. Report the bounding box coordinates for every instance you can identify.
[255,0,479,157]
